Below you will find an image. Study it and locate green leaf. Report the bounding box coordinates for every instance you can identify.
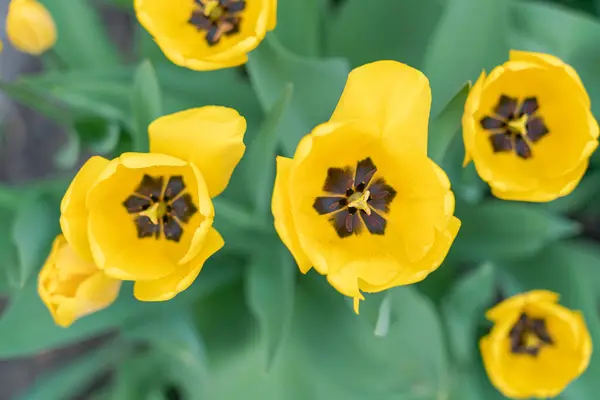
[74,117,122,156]
[16,341,128,400]
[124,310,210,400]
[245,241,296,370]
[452,200,581,263]
[428,82,471,164]
[38,0,120,69]
[131,60,162,152]
[442,263,496,365]
[275,278,450,399]
[442,134,488,204]
[247,34,350,155]
[10,193,60,288]
[424,0,510,116]
[326,0,445,69]
[275,0,323,56]
[53,131,81,170]
[0,259,240,358]
[544,169,600,215]
[239,83,293,215]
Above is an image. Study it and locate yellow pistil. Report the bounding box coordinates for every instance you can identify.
[138,201,168,225]
[203,0,223,20]
[523,331,542,350]
[508,114,528,135]
[347,190,372,215]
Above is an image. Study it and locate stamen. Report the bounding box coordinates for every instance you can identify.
[347,190,372,215]
[508,114,528,136]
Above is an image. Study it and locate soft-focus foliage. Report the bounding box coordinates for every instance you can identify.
[3,0,600,399]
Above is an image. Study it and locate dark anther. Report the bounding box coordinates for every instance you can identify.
[515,135,532,159]
[189,0,246,46]
[509,313,553,356]
[495,95,518,120]
[123,175,198,243]
[313,158,397,238]
[482,95,549,159]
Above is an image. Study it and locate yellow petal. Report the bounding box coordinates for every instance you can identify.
[462,70,487,167]
[330,60,431,154]
[60,156,110,262]
[6,0,56,55]
[267,0,277,31]
[149,106,247,197]
[485,290,559,322]
[135,0,268,71]
[509,50,590,109]
[134,227,224,301]
[272,156,313,274]
[86,153,212,281]
[491,160,589,202]
[38,235,120,328]
[465,57,597,200]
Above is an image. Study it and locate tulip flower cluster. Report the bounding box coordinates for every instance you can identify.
[1,0,598,399]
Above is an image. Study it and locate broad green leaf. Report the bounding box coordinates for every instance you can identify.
[124,311,210,400]
[16,341,127,400]
[205,276,450,399]
[245,241,296,370]
[238,83,293,215]
[131,60,162,152]
[442,263,496,365]
[429,82,471,165]
[424,0,510,116]
[275,0,323,56]
[274,277,450,399]
[326,0,445,69]
[247,34,350,155]
[0,258,240,358]
[10,194,60,288]
[452,200,581,262]
[38,0,119,69]
[498,242,600,399]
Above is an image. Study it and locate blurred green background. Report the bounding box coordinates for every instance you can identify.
[2,0,600,398]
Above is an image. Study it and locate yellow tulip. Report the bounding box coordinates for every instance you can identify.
[38,235,121,328]
[6,0,56,55]
[135,0,277,71]
[462,50,599,202]
[272,61,461,312]
[481,290,592,399]
[59,106,246,301]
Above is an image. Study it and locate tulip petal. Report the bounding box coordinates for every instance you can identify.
[272,156,313,273]
[330,60,431,154]
[509,50,590,109]
[60,156,110,262]
[149,107,246,198]
[134,227,224,301]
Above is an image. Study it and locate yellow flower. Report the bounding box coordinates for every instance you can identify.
[5,0,57,55]
[272,61,461,312]
[135,0,277,71]
[38,235,121,328]
[462,50,599,202]
[59,106,246,301]
[480,290,592,399]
